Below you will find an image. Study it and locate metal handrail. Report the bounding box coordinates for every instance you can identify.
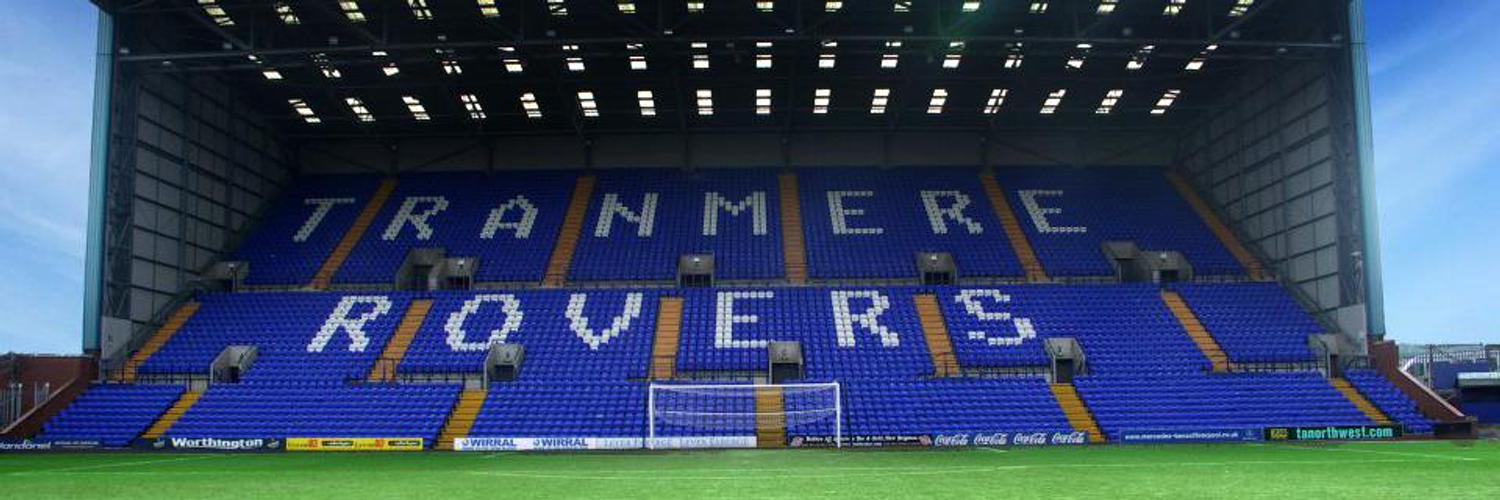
[102,292,194,376]
[348,361,481,387]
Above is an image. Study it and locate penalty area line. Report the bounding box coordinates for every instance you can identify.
[1295,445,1479,462]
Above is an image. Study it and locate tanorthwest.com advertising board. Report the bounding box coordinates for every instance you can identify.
[1263,425,1402,441]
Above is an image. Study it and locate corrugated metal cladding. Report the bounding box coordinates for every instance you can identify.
[1177,59,1364,321]
[104,70,293,334]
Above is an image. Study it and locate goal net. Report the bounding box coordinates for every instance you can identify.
[647,382,842,449]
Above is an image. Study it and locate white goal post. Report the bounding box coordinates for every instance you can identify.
[647,382,842,449]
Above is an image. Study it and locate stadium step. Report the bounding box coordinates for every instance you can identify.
[310,178,398,289]
[1160,290,1233,373]
[367,299,433,383]
[1330,378,1394,426]
[1049,384,1106,444]
[139,390,203,440]
[914,294,960,377]
[651,297,684,380]
[754,387,787,449]
[437,389,489,450]
[544,175,597,288]
[778,173,809,285]
[979,173,1050,283]
[120,302,201,382]
[1165,172,1269,281]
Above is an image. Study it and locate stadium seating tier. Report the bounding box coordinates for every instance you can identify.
[335,171,575,284]
[38,384,185,447]
[39,166,1440,447]
[234,175,383,286]
[992,167,1245,277]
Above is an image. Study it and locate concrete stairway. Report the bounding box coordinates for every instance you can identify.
[651,297,684,380]
[980,173,1049,283]
[436,389,488,450]
[1160,290,1233,373]
[1166,172,1268,281]
[914,294,960,377]
[121,302,201,382]
[139,390,203,440]
[1330,378,1394,426]
[367,300,433,383]
[754,387,787,449]
[1050,384,1106,443]
[310,178,397,289]
[778,174,809,285]
[543,175,596,288]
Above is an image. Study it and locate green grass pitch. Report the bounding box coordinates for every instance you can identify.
[3,441,1498,499]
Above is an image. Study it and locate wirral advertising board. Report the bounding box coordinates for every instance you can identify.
[455,436,757,451]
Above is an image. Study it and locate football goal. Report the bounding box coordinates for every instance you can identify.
[647,382,842,449]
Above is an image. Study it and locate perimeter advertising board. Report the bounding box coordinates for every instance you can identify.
[930,431,1089,447]
[454,436,757,451]
[286,437,425,451]
[1117,429,1261,444]
[1263,425,1401,441]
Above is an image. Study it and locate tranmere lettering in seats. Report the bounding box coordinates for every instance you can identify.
[229,168,1248,285]
[293,190,1066,241]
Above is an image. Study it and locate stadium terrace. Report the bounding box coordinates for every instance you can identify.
[1,5,1481,495]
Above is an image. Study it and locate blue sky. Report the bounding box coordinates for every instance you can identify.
[0,2,1495,354]
[1365,1,1500,344]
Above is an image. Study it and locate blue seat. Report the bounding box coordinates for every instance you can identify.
[38,385,184,447]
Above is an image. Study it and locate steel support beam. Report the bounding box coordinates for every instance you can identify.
[83,12,116,355]
[1347,0,1384,339]
[116,34,1343,64]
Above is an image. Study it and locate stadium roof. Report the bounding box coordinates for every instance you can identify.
[93,0,1344,139]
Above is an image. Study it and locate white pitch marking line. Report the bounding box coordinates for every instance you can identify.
[8,454,225,475]
[465,458,1433,481]
[1339,440,1476,446]
[980,447,1009,454]
[1301,445,1478,462]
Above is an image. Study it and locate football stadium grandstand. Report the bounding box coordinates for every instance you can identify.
[2,0,1495,498]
